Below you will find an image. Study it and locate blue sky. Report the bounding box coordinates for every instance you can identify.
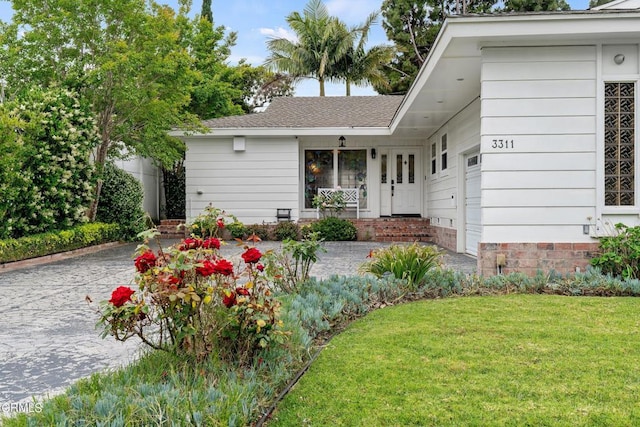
[0,0,592,96]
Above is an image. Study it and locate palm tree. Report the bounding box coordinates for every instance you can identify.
[264,0,354,96]
[333,13,395,96]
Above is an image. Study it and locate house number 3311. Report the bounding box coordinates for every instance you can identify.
[491,139,514,149]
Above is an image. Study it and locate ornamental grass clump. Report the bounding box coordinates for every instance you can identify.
[97,224,289,364]
[359,243,443,290]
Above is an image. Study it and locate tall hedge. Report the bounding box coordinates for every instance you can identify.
[96,162,146,239]
[1,88,98,238]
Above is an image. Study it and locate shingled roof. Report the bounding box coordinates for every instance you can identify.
[202,96,404,129]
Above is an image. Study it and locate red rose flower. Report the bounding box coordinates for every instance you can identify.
[241,247,262,264]
[256,263,264,272]
[223,291,236,308]
[236,287,250,296]
[203,237,221,250]
[213,259,234,276]
[134,250,157,273]
[180,237,202,251]
[109,286,135,307]
[217,219,225,229]
[196,260,216,277]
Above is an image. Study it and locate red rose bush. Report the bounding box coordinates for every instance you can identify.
[98,207,288,363]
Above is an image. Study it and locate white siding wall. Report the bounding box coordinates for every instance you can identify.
[426,98,481,231]
[185,137,299,224]
[116,157,160,220]
[480,46,597,243]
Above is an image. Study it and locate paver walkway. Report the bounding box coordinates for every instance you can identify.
[0,239,476,412]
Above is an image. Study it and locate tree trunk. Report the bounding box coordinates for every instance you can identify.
[346,77,351,96]
[319,78,325,96]
[87,104,113,221]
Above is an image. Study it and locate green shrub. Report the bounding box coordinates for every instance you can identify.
[2,88,98,238]
[590,223,640,279]
[226,221,247,240]
[0,223,121,263]
[273,221,300,241]
[96,162,146,240]
[245,224,271,241]
[308,217,356,241]
[162,160,185,219]
[264,233,326,293]
[189,205,240,239]
[359,243,443,290]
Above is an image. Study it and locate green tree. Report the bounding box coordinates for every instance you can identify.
[333,13,395,96]
[378,0,496,94]
[503,0,570,11]
[1,0,200,219]
[201,0,213,23]
[265,0,353,96]
[231,62,295,112]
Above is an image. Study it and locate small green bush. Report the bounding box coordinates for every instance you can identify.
[359,243,443,290]
[245,224,271,241]
[226,221,247,240]
[96,162,146,240]
[590,223,640,279]
[0,222,121,263]
[308,217,357,241]
[273,221,300,241]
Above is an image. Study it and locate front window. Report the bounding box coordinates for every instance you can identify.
[305,149,367,209]
[604,82,635,206]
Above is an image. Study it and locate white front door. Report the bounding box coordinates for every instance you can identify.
[391,149,421,215]
[465,151,481,256]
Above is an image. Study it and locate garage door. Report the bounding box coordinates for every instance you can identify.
[465,152,481,256]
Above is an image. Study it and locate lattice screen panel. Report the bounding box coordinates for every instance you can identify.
[604,82,635,206]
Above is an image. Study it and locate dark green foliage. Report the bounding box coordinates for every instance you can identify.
[162,160,185,219]
[308,217,357,241]
[0,222,121,263]
[502,0,570,11]
[591,224,640,279]
[273,221,300,241]
[245,224,271,241]
[96,162,145,240]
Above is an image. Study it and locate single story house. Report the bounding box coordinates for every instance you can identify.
[177,2,640,276]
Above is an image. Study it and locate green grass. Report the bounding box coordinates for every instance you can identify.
[269,295,640,426]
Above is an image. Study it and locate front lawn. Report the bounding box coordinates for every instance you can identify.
[270,295,640,426]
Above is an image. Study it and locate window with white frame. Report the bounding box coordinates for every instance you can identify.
[431,142,437,176]
[304,149,367,209]
[604,82,635,206]
[441,134,448,172]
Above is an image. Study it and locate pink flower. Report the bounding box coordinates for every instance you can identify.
[213,259,234,276]
[217,219,225,229]
[196,260,216,277]
[203,237,221,250]
[134,250,156,273]
[241,247,262,264]
[109,286,135,307]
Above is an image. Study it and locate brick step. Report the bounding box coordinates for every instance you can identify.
[157,219,186,238]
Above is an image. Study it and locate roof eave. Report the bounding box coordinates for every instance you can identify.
[174,127,392,138]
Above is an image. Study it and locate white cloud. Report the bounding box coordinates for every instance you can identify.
[259,27,297,42]
[325,0,381,23]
